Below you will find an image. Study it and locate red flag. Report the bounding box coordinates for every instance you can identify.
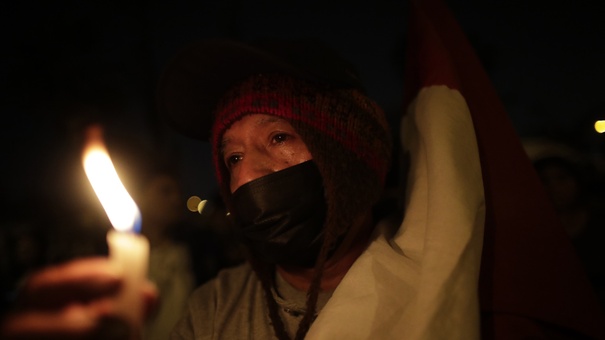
[404,0,605,338]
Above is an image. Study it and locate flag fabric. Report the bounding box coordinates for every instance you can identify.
[308,0,605,339]
[405,0,605,338]
[308,73,485,339]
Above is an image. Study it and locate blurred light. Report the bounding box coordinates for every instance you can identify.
[595,120,605,133]
[187,196,202,212]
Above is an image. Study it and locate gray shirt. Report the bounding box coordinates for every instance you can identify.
[170,262,332,339]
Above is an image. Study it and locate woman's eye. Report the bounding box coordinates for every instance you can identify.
[225,154,242,168]
[271,133,289,144]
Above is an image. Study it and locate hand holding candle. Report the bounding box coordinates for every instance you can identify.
[1,126,156,340]
[82,125,150,331]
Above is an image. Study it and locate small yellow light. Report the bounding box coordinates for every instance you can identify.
[595,120,605,133]
[186,196,202,212]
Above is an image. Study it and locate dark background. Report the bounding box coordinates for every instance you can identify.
[1,0,604,298]
[2,0,605,207]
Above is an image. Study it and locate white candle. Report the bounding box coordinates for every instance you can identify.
[105,230,149,325]
[82,125,149,328]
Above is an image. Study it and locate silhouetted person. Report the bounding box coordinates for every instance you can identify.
[534,155,605,308]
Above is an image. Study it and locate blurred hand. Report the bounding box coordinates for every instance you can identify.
[0,257,158,340]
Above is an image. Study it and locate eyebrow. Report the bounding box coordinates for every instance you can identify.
[253,116,284,130]
[220,116,286,150]
[218,116,287,155]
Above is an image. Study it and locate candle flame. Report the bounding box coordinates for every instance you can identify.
[82,125,141,233]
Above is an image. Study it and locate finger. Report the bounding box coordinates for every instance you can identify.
[1,304,97,340]
[18,257,121,309]
[1,296,137,340]
[80,279,159,321]
[141,281,160,320]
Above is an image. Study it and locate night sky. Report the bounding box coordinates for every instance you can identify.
[2,0,605,223]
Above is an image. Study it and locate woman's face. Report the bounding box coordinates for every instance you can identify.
[220,114,312,193]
